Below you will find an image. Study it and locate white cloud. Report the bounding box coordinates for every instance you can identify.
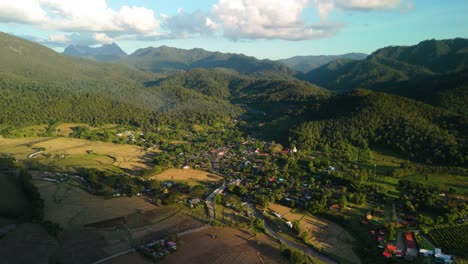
[0,0,414,44]
[312,0,412,19]
[0,0,48,24]
[93,33,114,44]
[0,0,161,43]
[48,33,69,43]
[162,10,217,38]
[212,0,338,40]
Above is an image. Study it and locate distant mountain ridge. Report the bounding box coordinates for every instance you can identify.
[302,38,468,92]
[63,43,127,61]
[279,53,367,73]
[121,45,296,78]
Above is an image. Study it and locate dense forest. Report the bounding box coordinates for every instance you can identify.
[302,38,468,93]
[290,89,467,166]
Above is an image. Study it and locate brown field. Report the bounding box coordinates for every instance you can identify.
[0,136,157,171]
[163,227,287,264]
[268,204,360,264]
[33,180,157,228]
[150,168,223,186]
[129,206,209,243]
[104,251,153,264]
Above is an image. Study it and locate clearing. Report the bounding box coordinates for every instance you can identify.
[149,168,223,186]
[33,180,156,228]
[268,203,360,264]
[0,136,157,171]
[162,227,287,264]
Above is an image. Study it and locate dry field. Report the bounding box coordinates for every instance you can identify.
[149,168,223,186]
[33,180,157,228]
[129,206,209,243]
[268,203,360,264]
[163,227,287,264]
[104,251,153,264]
[0,136,157,171]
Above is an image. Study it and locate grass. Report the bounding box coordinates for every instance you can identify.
[149,168,223,186]
[268,203,361,264]
[0,136,157,172]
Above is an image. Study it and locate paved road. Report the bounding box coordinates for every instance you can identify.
[205,184,226,222]
[246,203,337,264]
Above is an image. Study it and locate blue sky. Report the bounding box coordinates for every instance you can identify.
[0,0,466,59]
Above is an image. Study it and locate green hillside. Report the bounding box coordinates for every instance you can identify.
[290,89,467,166]
[302,38,468,94]
[0,33,239,128]
[279,53,367,73]
[121,46,296,78]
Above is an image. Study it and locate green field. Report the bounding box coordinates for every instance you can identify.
[428,225,468,257]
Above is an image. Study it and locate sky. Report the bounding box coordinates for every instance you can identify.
[0,0,467,59]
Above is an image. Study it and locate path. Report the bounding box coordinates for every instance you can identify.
[205,184,226,222]
[246,203,337,264]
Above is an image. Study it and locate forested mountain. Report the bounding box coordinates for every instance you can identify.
[279,53,367,73]
[290,89,467,166]
[302,38,468,92]
[121,46,296,78]
[0,33,239,128]
[63,43,127,61]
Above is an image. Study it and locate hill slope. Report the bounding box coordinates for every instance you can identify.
[302,38,468,93]
[0,33,239,127]
[279,53,367,73]
[290,89,467,165]
[121,46,296,78]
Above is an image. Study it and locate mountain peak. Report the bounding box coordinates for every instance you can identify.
[63,42,127,61]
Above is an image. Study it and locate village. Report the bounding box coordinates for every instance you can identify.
[2,124,465,264]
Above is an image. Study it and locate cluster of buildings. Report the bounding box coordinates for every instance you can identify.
[378,231,453,263]
[138,239,177,261]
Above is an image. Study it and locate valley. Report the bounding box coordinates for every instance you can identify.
[0,31,466,264]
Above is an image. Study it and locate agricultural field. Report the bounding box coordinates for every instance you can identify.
[268,203,360,264]
[33,180,156,228]
[427,225,468,258]
[150,168,223,186]
[162,227,287,264]
[0,136,157,171]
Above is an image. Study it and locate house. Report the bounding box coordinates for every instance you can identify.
[434,248,453,263]
[404,232,418,257]
[419,249,434,257]
[189,198,201,208]
[386,244,398,253]
[281,150,290,155]
[167,241,177,251]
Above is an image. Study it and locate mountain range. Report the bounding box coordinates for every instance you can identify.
[2,32,467,165]
[278,53,368,73]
